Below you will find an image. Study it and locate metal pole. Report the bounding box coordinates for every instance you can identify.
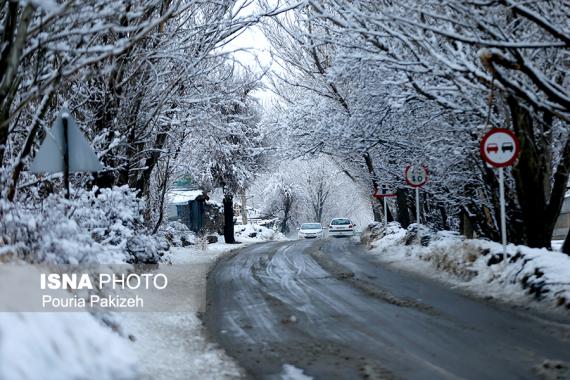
[62,115,70,199]
[383,196,387,229]
[499,167,507,257]
[415,187,420,225]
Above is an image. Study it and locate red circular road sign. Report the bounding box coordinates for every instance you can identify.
[480,128,520,168]
[404,165,428,188]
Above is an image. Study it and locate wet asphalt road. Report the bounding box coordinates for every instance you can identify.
[205,238,570,380]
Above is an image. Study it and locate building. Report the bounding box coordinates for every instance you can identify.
[167,189,223,234]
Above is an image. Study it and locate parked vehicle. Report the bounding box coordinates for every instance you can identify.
[328,218,355,237]
[298,223,324,239]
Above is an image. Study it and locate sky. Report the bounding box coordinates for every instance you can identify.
[223,1,278,107]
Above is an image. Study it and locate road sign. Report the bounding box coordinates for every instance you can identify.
[373,193,397,198]
[404,165,428,225]
[372,185,397,229]
[404,165,428,188]
[479,128,521,257]
[480,128,520,168]
[30,108,103,198]
[30,109,103,173]
[372,184,396,199]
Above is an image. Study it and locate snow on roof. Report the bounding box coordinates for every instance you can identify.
[168,190,204,205]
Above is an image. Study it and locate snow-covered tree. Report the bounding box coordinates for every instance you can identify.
[183,67,265,243]
[260,0,570,249]
[253,156,372,233]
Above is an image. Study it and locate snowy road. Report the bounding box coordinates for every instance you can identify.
[205,238,570,380]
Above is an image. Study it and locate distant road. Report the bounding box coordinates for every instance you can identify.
[205,238,570,379]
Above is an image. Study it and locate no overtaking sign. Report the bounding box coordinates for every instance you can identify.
[480,128,520,168]
[479,127,521,257]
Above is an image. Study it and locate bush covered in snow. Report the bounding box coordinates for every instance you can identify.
[159,221,197,248]
[0,186,166,264]
[363,223,570,311]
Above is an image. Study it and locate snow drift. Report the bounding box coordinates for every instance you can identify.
[0,312,138,380]
[363,222,570,311]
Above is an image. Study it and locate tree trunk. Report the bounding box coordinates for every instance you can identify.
[461,209,474,239]
[6,90,53,201]
[240,191,248,224]
[371,201,382,222]
[134,131,167,197]
[312,180,327,223]
[439,205,449,230]
[386,202,394,222]
[0,3,34,165]
[281,194,292,234]
[508,96,569,249]
[396,188,411,228]
[463,179,500,241]
[363,152,383,222]
[151,158,172,235]
[223,193,236,244]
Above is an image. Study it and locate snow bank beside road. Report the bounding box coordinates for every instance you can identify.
[119,229,287,380]
[0,186,165,380]
[0,312,138,380]
[235,223,286,242]
[363,222,570,312]
[0,217,284,380]
[118,245,246,380]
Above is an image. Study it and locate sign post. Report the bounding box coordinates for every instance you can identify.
[480,128,521,257]
[499,167,506,252]
[62,114,70,199]
[404,165,428,225]
[415,187,420,225]
[384,195,388,228]
[373,185,397,229]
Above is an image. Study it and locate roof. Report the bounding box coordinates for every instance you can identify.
[167,190,204,205]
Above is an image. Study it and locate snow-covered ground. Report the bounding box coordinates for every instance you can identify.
[0,222,285,380]
[0,312,139,380]
[363,222,570,313]
[117,226,287,380]
[116,245,246,380]
[552,240,565,252]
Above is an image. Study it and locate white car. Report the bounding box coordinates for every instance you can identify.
[298,223,324,239]
[328,218,355,237]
